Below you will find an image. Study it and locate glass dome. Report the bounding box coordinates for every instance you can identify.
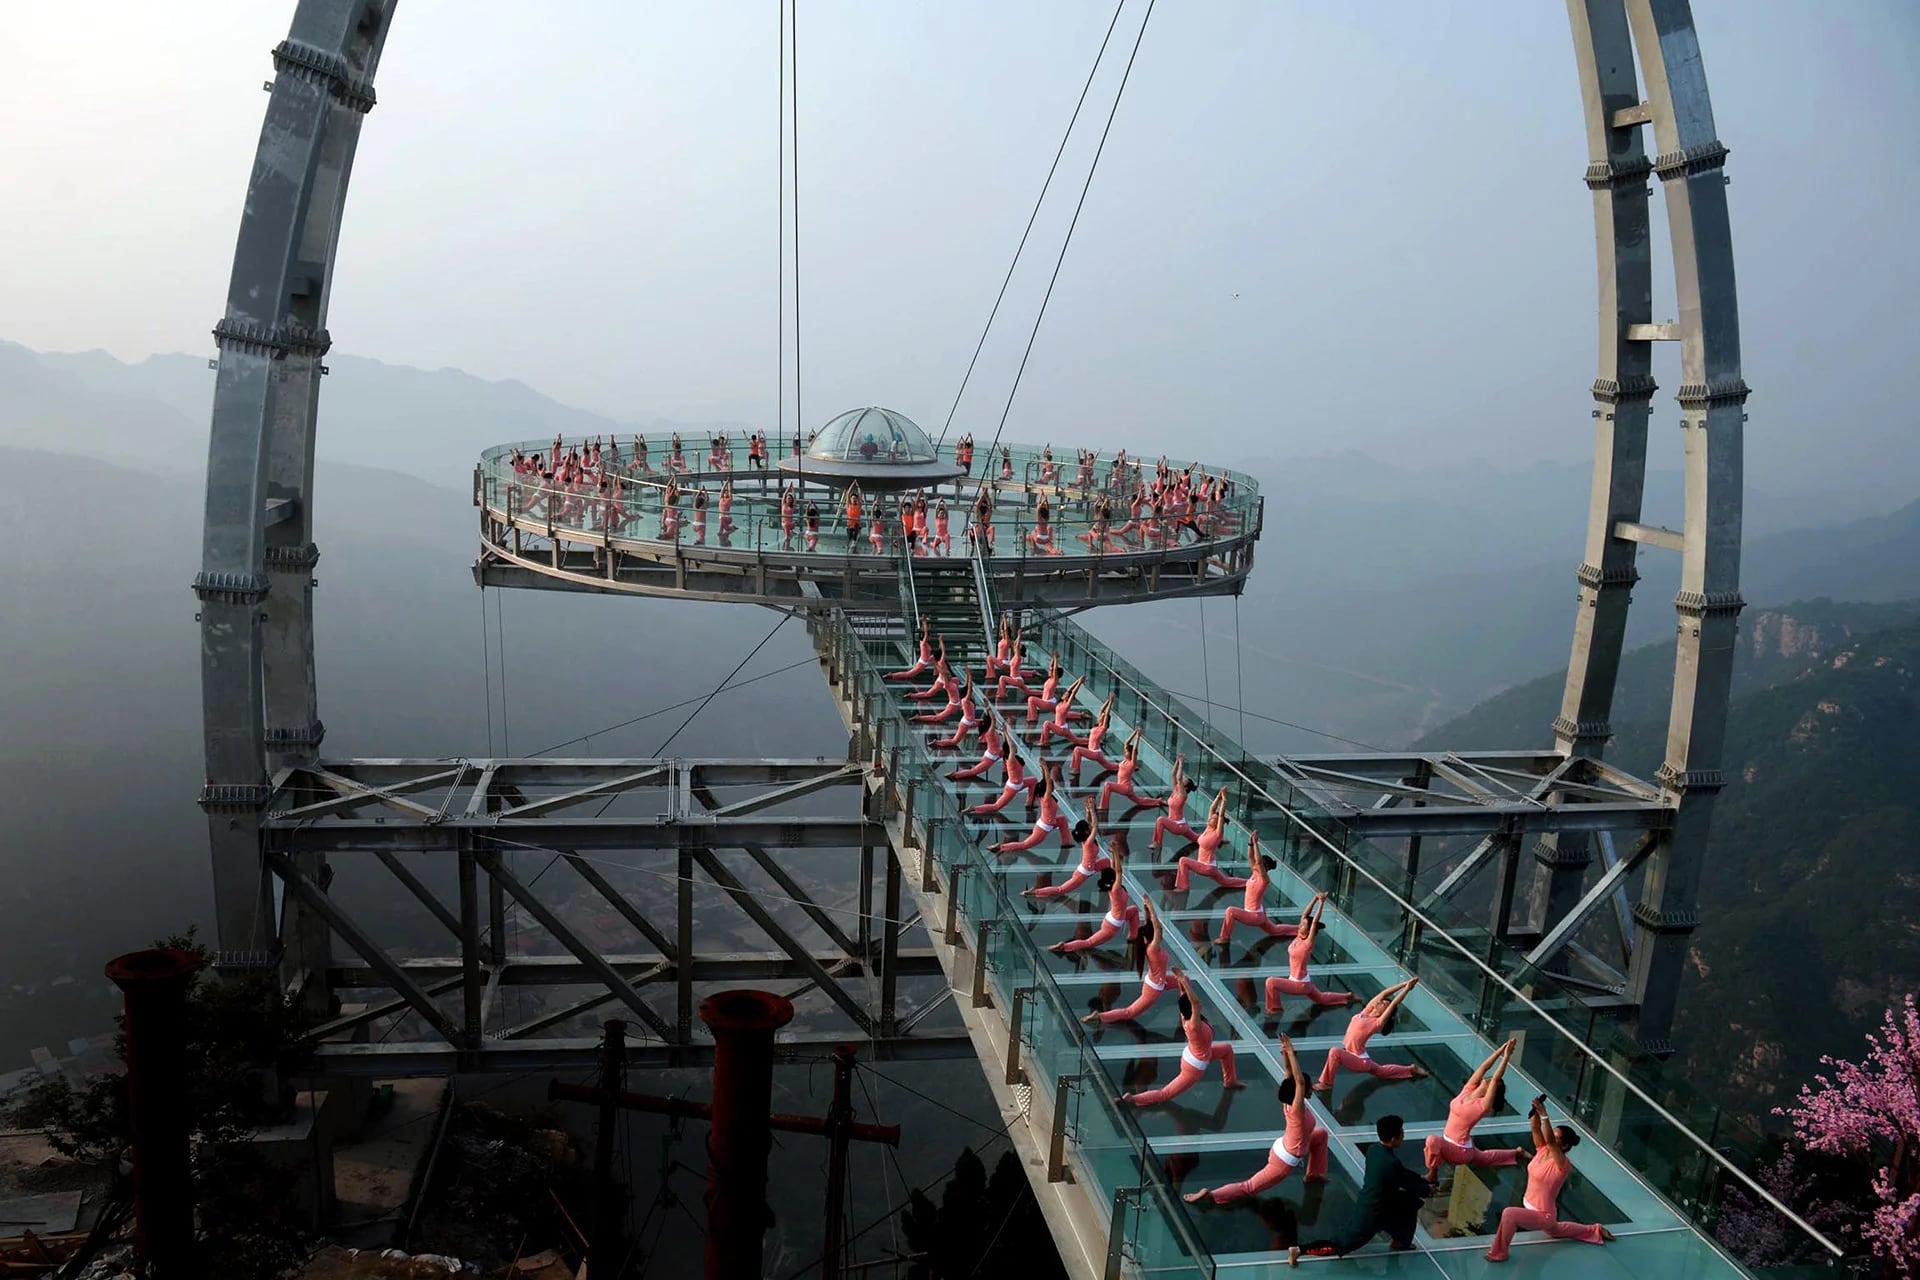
[807,407,937,465]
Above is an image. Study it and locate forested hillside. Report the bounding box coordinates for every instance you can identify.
[1417,601,1920,1123]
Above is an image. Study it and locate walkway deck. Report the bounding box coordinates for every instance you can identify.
[809,552,1776,1278]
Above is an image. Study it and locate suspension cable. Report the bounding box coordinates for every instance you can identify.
[1199,596,1211,721]
[978,0,1156,476]
[790,0,804,446]
[651,613,790,755]
[777,0,786,449]
[934,0,1127,450]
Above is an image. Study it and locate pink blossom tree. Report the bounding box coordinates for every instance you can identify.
[1776,994,1920,1273]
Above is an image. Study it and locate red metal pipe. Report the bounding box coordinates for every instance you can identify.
[699,989,793,1280]
[105,948,203,1280]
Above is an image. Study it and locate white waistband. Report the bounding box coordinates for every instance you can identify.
[1180,1047,1208,1073]
[1524,1198,1544,1215]
[1143,973,1167,991]
[1271,1138,1303,1167]
[1104,911,1125,928]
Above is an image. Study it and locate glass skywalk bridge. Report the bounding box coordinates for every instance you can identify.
[804,547,1836,1279]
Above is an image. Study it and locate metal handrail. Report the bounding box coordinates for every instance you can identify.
[1021,603,1844,1259]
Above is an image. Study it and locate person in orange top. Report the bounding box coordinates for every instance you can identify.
[1316,977,1430,1091]
[1182,1032,1322,1202]
[1212,835,1299,946]
[1483,1097,1615,1262]
[843,482,864,547]
[1425,1038,1528,1182]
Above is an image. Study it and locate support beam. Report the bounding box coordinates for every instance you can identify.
[474,849,676,1044]
[264,851,460,1044]
[690,849,875,1034]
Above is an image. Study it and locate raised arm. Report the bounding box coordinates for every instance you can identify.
[1382,976,1420,1019]
[1529,1095,1554,1154]
[1279,1033,1306,1099]
[1467,1038,1512,1088]
[1481,1039,1517,1099]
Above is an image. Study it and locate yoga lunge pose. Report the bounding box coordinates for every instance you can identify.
[1483,1097,1614,1262]
[1034,676,1089,745]
[1022,658,1066,721]
[986,613,1017,677]
[968,740,1038,815]
[914,669,976,727]
[990,642,1029,702]
[1022,814,1108,894]
[1182,1033,1323,1201]
[1149,756,1196,850]
[1082,899,1170,1025]
[1316,978,1430,1091]
[1173,788,1246,890]
[1125,971,1242,1107]
[904,640,953,701]
[1066,695,1117,784]
[1050,854,1139,955]
[1425,1039,1527,1181]
[948,715,1008,783]
[928,675,983,745]
[1262,894,1356,1015]
[1097,730,1158,812]
[886,617,935,681]
[995,767,1072,852]
[1213,837,1297,946]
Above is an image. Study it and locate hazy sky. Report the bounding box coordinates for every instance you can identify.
[4,2,1916,489]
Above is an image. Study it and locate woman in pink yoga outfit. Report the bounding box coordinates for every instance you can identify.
[1262,894,1355,1015]
[1024,811,1109,896]
[1212,835,1297,946]
[996,767,1073,853]
[1484,1096,1614,1262]
[1149,755,1197,851]
[1173,788,1245,890]
[1182,1033,1326,1203]
[1051,845,1139,954]
[1097,730,1156,811]
[1316,977,1431,1091]
[1082,899,1170,1026]
[1065,694,1118,785]
[1425,1038,1528,1182]
[1124,971,1242,1107]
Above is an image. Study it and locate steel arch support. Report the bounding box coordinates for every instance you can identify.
[1624,0,1746,1052]
[199,0,395,962]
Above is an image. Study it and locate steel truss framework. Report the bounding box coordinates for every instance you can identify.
[1262,750,1671,1000]
[196,0,1743,1081]
[260,755,965,1071]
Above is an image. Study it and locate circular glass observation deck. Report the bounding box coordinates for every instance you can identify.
[778,407,963,488]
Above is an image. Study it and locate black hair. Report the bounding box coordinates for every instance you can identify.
[1097,868,1117,893]
[1490,1078,1508,1111]
[1278,1077,1297,1106]
[1555,1125,1580,1152]
[1259,854,1276,872]
[1130,918,1156,975]
[1072,819,1092,843]
[1377,1115,1405,1144]
[1177,993,1193,1021]
[1378,1009,1397,1035]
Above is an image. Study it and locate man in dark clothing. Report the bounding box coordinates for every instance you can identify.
[1289,1115,1432,1265]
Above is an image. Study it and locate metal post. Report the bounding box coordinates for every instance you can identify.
[971,919,995,1008]
[1048,1073,1081,1183]
[1006,987,1035,1085]
[880,847,902,1035]
[820,1044,856,1280]
[700,990,795,1280]
[106,948,203,1280]
[678,846,696,1042]
[945,863,967,945]
[458,846,482,1051]
[593,1018,628,1277]
[1104,1185,1138,1280]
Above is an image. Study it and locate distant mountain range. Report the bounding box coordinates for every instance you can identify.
[1,335,1915,1106]
[1417,599,1920,1124]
